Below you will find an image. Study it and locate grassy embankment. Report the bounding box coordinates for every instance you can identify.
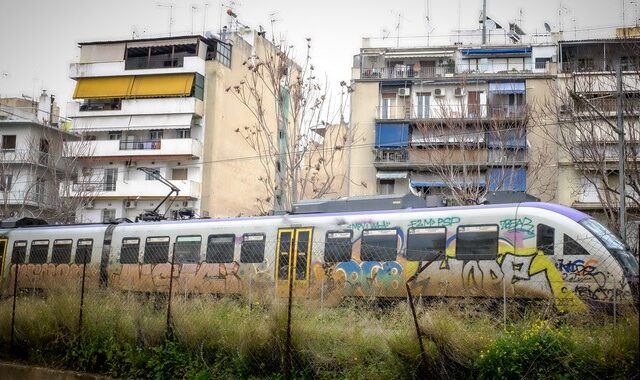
[0,291,637,379]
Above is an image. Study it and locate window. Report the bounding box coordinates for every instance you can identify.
[207,42,232,67]
[144,236,170,263]
[377,179,395,195]
[80,99,121,111]
[176,129,191,139]
[145,168,160,181]
[51,239,73,264]
[1,135,16,150]
[406,227,447,261]
[124,44,197,70]
[108,131,122,140]
[240,233,265,263]
[206,234,235,263]
[149,130,163,140]
[0,174,12,191]
[380,94,397,119]
[563,234,589,256]
[102,209,116,223]
[174,235,201,263]
[536,224,555,255]
[193,73,205,100]
[361,229,398,261]
[171,168,188,180]
[104,168,117,191]
[29,240,50,264]
[324,231,353,263]
[535,57,551,69]
[415,92,430,118]
[12,241,27,264]
[456,225,499,261]
[120,238,140,264]
[75,239,93,264]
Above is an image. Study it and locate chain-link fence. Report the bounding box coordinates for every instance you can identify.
[0,234,638,378]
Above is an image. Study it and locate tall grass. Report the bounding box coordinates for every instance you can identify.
[0,290,637,379]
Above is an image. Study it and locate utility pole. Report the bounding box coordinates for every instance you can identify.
[482,0,487,44]
[616,62,626,241]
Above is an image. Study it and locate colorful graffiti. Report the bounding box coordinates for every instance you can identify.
[346,220,391,230]
[110,262,243,293]
[408,216,461,228]
[9,263,88,289]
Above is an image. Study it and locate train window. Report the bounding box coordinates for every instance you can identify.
[12,241,27,264]
[29,240,50,264]
[324,231,353,263]
[175,235,201,263]
[563,234,589,256]
[51,239,73,264]
[536,224,555,256]
[406,227,447,262]
[456,225,498,261]
[240,233,265,263]
[206,234,235,263]
[361,229,398,262]
[120,238,140,264]
[75,239,93,264]
[144,236,170,263]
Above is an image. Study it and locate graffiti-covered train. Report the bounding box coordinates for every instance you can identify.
[0,202,638,311]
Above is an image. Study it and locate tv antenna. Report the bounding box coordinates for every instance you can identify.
[424,0,435,45]
[269,11,280,42]
[391,10,408,48]
[157,3,175,36]
[191,5,199,34]
[202,2,209,35]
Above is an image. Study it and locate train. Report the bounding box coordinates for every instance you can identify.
[1,202,638,312]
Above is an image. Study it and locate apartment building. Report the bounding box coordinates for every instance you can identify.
[349,32,557,204]
[66,31,286,221]
[555,34,640,247]
[0,94,80,222]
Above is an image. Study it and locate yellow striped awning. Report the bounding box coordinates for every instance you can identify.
[73,76,134,99]
[130,74,194,98]
[73,74,194,99]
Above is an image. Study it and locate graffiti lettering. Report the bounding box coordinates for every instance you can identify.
[346,221,391,230]
[408,216,461,228]
[10,263,87,289]
[555,258,598,276]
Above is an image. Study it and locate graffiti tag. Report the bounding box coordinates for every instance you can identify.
[408,216,460,228]
[346,221,391,230]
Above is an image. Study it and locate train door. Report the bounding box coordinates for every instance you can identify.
[0,237,7,285]
[275,228,313,296]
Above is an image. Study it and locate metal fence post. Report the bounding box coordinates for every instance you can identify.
[10,262,19,351]
[166,246,176,335]
[503,274,507,330]
[78,259,88,333]
[320,277,324,317]
[613,281,617,327]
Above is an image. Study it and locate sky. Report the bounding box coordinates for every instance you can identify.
[0,0,628,117]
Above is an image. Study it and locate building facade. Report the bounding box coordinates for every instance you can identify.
[0,94,81,222]
[66,31,293,221]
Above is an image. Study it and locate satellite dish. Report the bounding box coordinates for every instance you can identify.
[485,19,497,30]
[544,22,551,32]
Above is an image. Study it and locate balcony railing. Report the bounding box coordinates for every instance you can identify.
[70,182,116,192]
[375,149,409,163]
[376,104,526,120]
[561,60,640,73]
[361,65,455,79]
[119,140,162,150]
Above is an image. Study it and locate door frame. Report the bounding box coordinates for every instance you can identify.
[275,227,314,293]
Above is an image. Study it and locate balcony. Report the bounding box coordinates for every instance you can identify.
[65,138,203,160]
[361,65,454,79]
[67,97,204,118]
[376,104,526,120]
[69,56,205,78]
[61,179,201,199]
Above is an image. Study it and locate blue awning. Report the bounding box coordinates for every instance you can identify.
[488,82,526,94]
[375,123,409,148]
[488,168,526,191]
[461,48,531,56]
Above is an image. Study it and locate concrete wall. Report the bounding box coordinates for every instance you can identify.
[347,81,379,196]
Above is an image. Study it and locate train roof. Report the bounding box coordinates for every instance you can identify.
[1,202,591,232]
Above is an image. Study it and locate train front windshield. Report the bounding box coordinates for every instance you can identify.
[580,218,639,277]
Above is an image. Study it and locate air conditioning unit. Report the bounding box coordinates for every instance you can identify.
[398,88,411,96]
[454,87,465,97]
[125,200,137,209]
[182,201,189,207]
[434,88,446,97]
[84,200,94,209]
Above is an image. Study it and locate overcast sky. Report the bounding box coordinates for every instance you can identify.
[0,0,626,116]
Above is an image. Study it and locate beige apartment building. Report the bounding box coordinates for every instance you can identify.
[65,30,294,220]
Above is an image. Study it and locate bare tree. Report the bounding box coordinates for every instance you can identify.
[226,36,357,214]
[0,128,96,224]
[538,66,640,237]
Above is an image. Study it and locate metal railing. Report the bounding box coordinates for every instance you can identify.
[376,104,526,120]
[69,181,116,192]
[374,149,409,163]
[361,65,455,79]
[361,62,550,79]
[119,140,162,150]
[561,60,640,73]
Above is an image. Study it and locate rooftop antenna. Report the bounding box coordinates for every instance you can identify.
[202,2,209,35]
[191,5,199,34]
[157,3,175,36]
[269,11,280,43]
[544,22,551,33]
[391,10,407,48]
[558,0,568,32]
[424,0,435,46]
